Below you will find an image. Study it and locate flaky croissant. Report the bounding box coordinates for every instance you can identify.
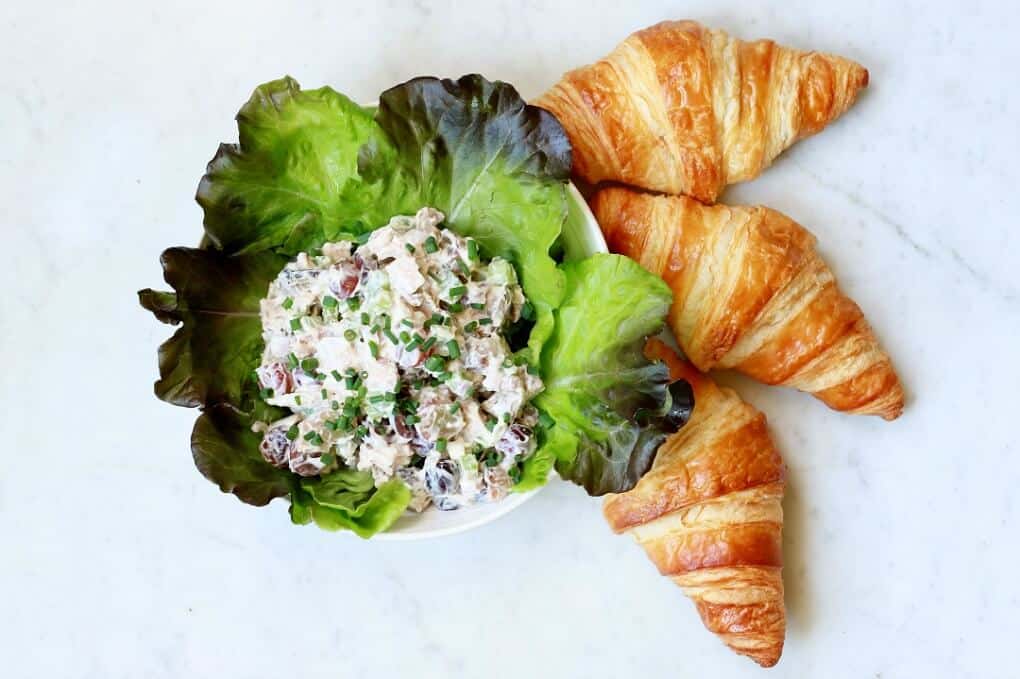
[535,20,869,203]
[605,339,786,667]
[592,186,904,420]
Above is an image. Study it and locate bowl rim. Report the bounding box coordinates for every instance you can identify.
[372,182,607,540]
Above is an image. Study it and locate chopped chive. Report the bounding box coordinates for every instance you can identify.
[383,327,399,344]
[502,357,514,368]
[286,425,299,441]
[485,418,496,432]
[405,414,420,425]
[321,388,328,399]
[356,425,368,438]
[368,341,379,359]
[337,416,350,431]
[399,330,411,344]
[479,317,493,326]
[401,319,414,328]
[435,438,448,453]
[360,312,370,325]
[470,302,485,310]
[369,394,386,404]
[341,329,355,342]
[323,420,337,431]
[405,337,421,351]
[464,387,476,399]
[287,353,299,368]
[331,370,343,381]
[447,302,464,313]
[345,376,357,390]
[502,412,512,423]
[383,392,397,402]
[421,336,437,351]
[467,239,479,261]
[332,400,341,411]
[513,354,529,366]
[449,285,467,299]
[321,452,335,466]
[290,318,302,331]
[370,324,380,334]
[281,297,294,310]
[449,402,460,414]
[300,357,319,372]
[303,430,317,442]
[464,320,478,333]
[424,236,439,253]
[343,402,358,417]
[424,355,446,372]
[348,297,361,311]
[322,295,338,309]
[521,301,535,321]
[294,395,302,405]
[405,243,416,254]
[456,257,470,276]
[446,340,461,359]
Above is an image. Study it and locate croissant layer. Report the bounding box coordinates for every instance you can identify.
[536,20,868,203]
[593,187,904,420]
[604,340,786,667]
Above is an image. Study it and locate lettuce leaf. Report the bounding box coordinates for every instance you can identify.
[290,473,411,538]
[138,247,287,408]
[191,404,292,506]
[196,77,394,255]
[361,74,570,357]
[533,254,690,495]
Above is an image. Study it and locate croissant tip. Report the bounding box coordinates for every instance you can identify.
[858,67,870,89]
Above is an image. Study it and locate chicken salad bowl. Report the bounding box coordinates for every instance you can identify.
[140,74,694,538]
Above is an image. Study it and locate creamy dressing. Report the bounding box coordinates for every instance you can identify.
[254,208,543,511]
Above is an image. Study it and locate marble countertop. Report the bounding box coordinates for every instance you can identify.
[3,1,1017,677]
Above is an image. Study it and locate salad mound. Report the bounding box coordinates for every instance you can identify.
[256,207,544,511]
[140,74,693,537]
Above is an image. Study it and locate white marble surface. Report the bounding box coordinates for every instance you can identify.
[3,1,1018,677]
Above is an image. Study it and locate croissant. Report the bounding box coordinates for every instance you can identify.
[535,20,869,203]
[605,339,786,667]
[592,186,904,420]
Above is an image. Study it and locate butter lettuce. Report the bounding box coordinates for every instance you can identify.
[141,74,691,537]
[196,77,393,254]
[531,254,694,495]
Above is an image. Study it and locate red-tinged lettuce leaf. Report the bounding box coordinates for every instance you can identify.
[138,247,287,408]
[532,254,694,495]
[362,74,571,359]
[191,404,292,506]
[196,77,396,255]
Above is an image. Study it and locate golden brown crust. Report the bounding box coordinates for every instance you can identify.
[535,20,869,203]
[675,566,786,667]
[592,187,904,420]
[602,340,786,667]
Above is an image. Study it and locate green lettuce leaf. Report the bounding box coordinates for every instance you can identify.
[139,247,287,408]
[191,404,292,506]
[290,474,411,538]
[533,254,681,495]
[361,74,571,357]
[196,77,394,255]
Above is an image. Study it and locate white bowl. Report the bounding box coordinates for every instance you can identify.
[375,183,608,540]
